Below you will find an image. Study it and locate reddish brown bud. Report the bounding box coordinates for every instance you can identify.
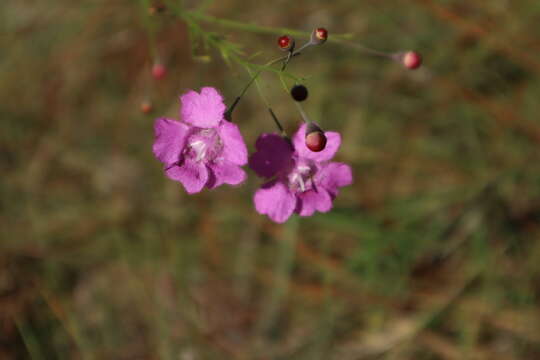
[140,100,153,114]
[305,123,327,152]
[152,62,167,79]
[278,35,295,51]
[149,3,166,15]
[311,27,328,45]
[401,51,422,70]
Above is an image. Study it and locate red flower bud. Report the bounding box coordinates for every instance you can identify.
[311,27,328,45]
[152,63,167,79]
[305,123,327,152]
[278,35,295,51]
[401,51,422,70]
[140,100,153,114]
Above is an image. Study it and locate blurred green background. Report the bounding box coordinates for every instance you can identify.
[2,0,540,359]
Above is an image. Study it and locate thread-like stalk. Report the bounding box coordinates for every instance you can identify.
[268,108,285,135]
[188,12,394,59]
[226,53,302,119]
[295,102,311,123]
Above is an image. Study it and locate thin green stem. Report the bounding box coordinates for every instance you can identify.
[246,67,270,108]
[188,11,316,39]
[278,72,289,93]
[245,67,286,135]
[139,0,159,59]
[295,102,312,124]
[268,108,285,135]
[226,53,301,117]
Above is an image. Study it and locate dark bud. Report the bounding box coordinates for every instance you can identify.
[278,35,295,51]
[291,84,308,102]
[311,27,328,45]
[149,3,166,15]
[305,122,327,152]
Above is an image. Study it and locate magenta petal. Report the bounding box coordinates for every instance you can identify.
[166,159,208,194]
[153,118,189,166]
[218,121,248,166]
[296,188,332,216]
[254,181,296,223]
[318,162,353,197]
[207,161,246,189]
[292,123,341,162]
[180,87,226,128]
[249,133,293,178]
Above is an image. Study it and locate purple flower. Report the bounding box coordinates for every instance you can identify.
[249,123,353,223]
[153,87,248,193]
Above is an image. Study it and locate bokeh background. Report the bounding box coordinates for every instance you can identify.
[2,0,540,359]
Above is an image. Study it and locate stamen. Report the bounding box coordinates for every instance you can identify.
[297,165,310,173]
[298,175,306,192]
[289,164,314,193]
[189,140,207,162]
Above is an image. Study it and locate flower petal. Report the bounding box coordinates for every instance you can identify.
[292,123,341,162]
[180,87,226,128]
[296,187,332,216]
[248,133,293,178]
[254,180,296,223]
[218,121,248,166]
[166,159,208,194]
[317,162,353,197]
[153,118,189,166]
[207,161,247,189]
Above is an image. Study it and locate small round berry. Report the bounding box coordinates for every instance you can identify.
[152,62,167,79]
[402,51,422,70]
[278,35,295,51]
[140,100,153,114]
[291,85,308,102]
[305,130,327,152]
[311,27,328,45]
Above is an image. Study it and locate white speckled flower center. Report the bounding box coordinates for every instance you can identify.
[185,128,223,163]
[288,164,315,193]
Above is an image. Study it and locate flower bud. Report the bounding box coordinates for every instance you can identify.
[152,62,167,79]
[278,35,295,51]
[291,85,308,102]
[149,3,166,15]
[311,27,328,45]
[140,100,153,114]
[305,122,327,152]
[401,51,422,70]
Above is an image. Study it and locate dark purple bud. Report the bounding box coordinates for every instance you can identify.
[291,85,308,102]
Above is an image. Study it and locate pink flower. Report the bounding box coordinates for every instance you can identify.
[249,123,352,223]
[153,87,248,193]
